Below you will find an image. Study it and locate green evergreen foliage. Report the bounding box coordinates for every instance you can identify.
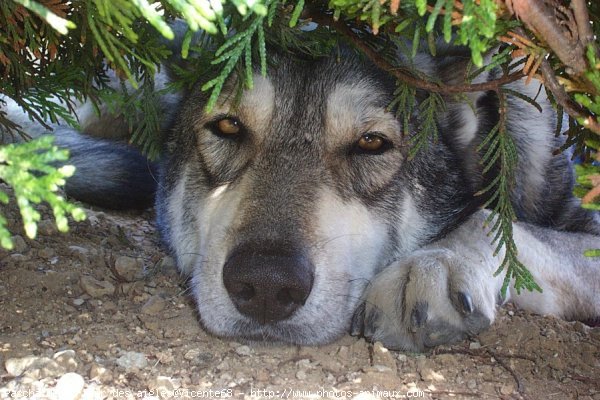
[1,0,599,293]
[0,136,86,249]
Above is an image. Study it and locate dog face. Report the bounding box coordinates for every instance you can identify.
[156,56,429,344]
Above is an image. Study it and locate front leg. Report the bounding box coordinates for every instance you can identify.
[356,210,600,351]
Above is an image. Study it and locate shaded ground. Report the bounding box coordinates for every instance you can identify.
[1,190,599,400]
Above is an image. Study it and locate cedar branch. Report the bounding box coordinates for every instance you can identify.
[511,25,600,135]
[503,0,588,75]
[308,12,524,94]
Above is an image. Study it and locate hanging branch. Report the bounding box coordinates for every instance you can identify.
[307,11,526,94]
[508,26,600,135]
[502,0,588,74]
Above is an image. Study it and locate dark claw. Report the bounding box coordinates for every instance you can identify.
[456,291,474,315]
[350,302,366,336]
[410,302,428,330]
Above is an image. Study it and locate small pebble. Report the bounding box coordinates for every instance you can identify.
[141,295,167,315]
[53,349,78,372]
[500,384,514,395]
[184,349,201,361]
[116,351,148,370]
[5,355,64,378]
[296,370,307,380]
[10,235,28,253]
[150,376,175,392]
[469,341,482,350]
[89,363,113,383]
[73,298,85,306]
[235,345,251,356]
[37,220,57,235]
[80,276,115,298]
[114,256,142,281]
[55,372,85,400]
[372,341,397,370]
[38,247,55,260]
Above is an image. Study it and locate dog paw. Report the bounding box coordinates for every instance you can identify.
[352,249,499,351]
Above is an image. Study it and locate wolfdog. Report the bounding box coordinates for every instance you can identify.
[4,42,600,351]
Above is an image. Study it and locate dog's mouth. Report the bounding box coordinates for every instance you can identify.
[222,317,347,346]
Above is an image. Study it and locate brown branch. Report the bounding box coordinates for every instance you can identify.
[571,0,594,47]
[508,26,600,136]
[539,57,600,135]
[307,12,524,94]
[504,0,587,75]
[435,347,532,398]
[582,185,600,204]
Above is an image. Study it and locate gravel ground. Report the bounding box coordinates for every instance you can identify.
[1,188,599,400]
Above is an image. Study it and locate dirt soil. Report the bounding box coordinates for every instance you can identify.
[1,188,599,400]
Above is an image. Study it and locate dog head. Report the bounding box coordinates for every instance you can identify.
[156,55,430,344]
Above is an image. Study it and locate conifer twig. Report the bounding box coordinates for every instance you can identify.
[511,27,600,135]
[308,11,525,94]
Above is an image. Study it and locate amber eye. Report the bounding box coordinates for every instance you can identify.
[357,133,386,152]
[216,117,241,135]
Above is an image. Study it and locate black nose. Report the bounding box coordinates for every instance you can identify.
[222,244,314,324]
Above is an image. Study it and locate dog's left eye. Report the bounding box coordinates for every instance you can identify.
[206,116,245,138]
[216,117,241,135]
[354,132,391,154]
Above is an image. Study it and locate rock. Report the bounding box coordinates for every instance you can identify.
[183,349,201,361]
[5,355,64,378]
[372,342,397,370]
[38,247,56,259]
[55,372,85,400]
[116,351,148,370]
[69,246,90,264]
[37,219,57,235]
[149,376,176,396]
[217,360,230,371]
[190,352,214,367]
[235,345,252,356]
[5,356,41,376]
[420,367,445,382]
[469,341,482,350]
[73,298,85,306]
[467,379,477,389]
[372,364,393,373]
[89,363,113,383]
[500,384,514,395]
[141,295,167,315]
[10,235,28,253]
[80,276,115,298]
[53,349,78,372]
[115,256,143,281]
[296,370,307,380]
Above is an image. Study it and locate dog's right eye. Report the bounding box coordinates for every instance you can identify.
[207,116,245,138]
[353,132,392,155]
